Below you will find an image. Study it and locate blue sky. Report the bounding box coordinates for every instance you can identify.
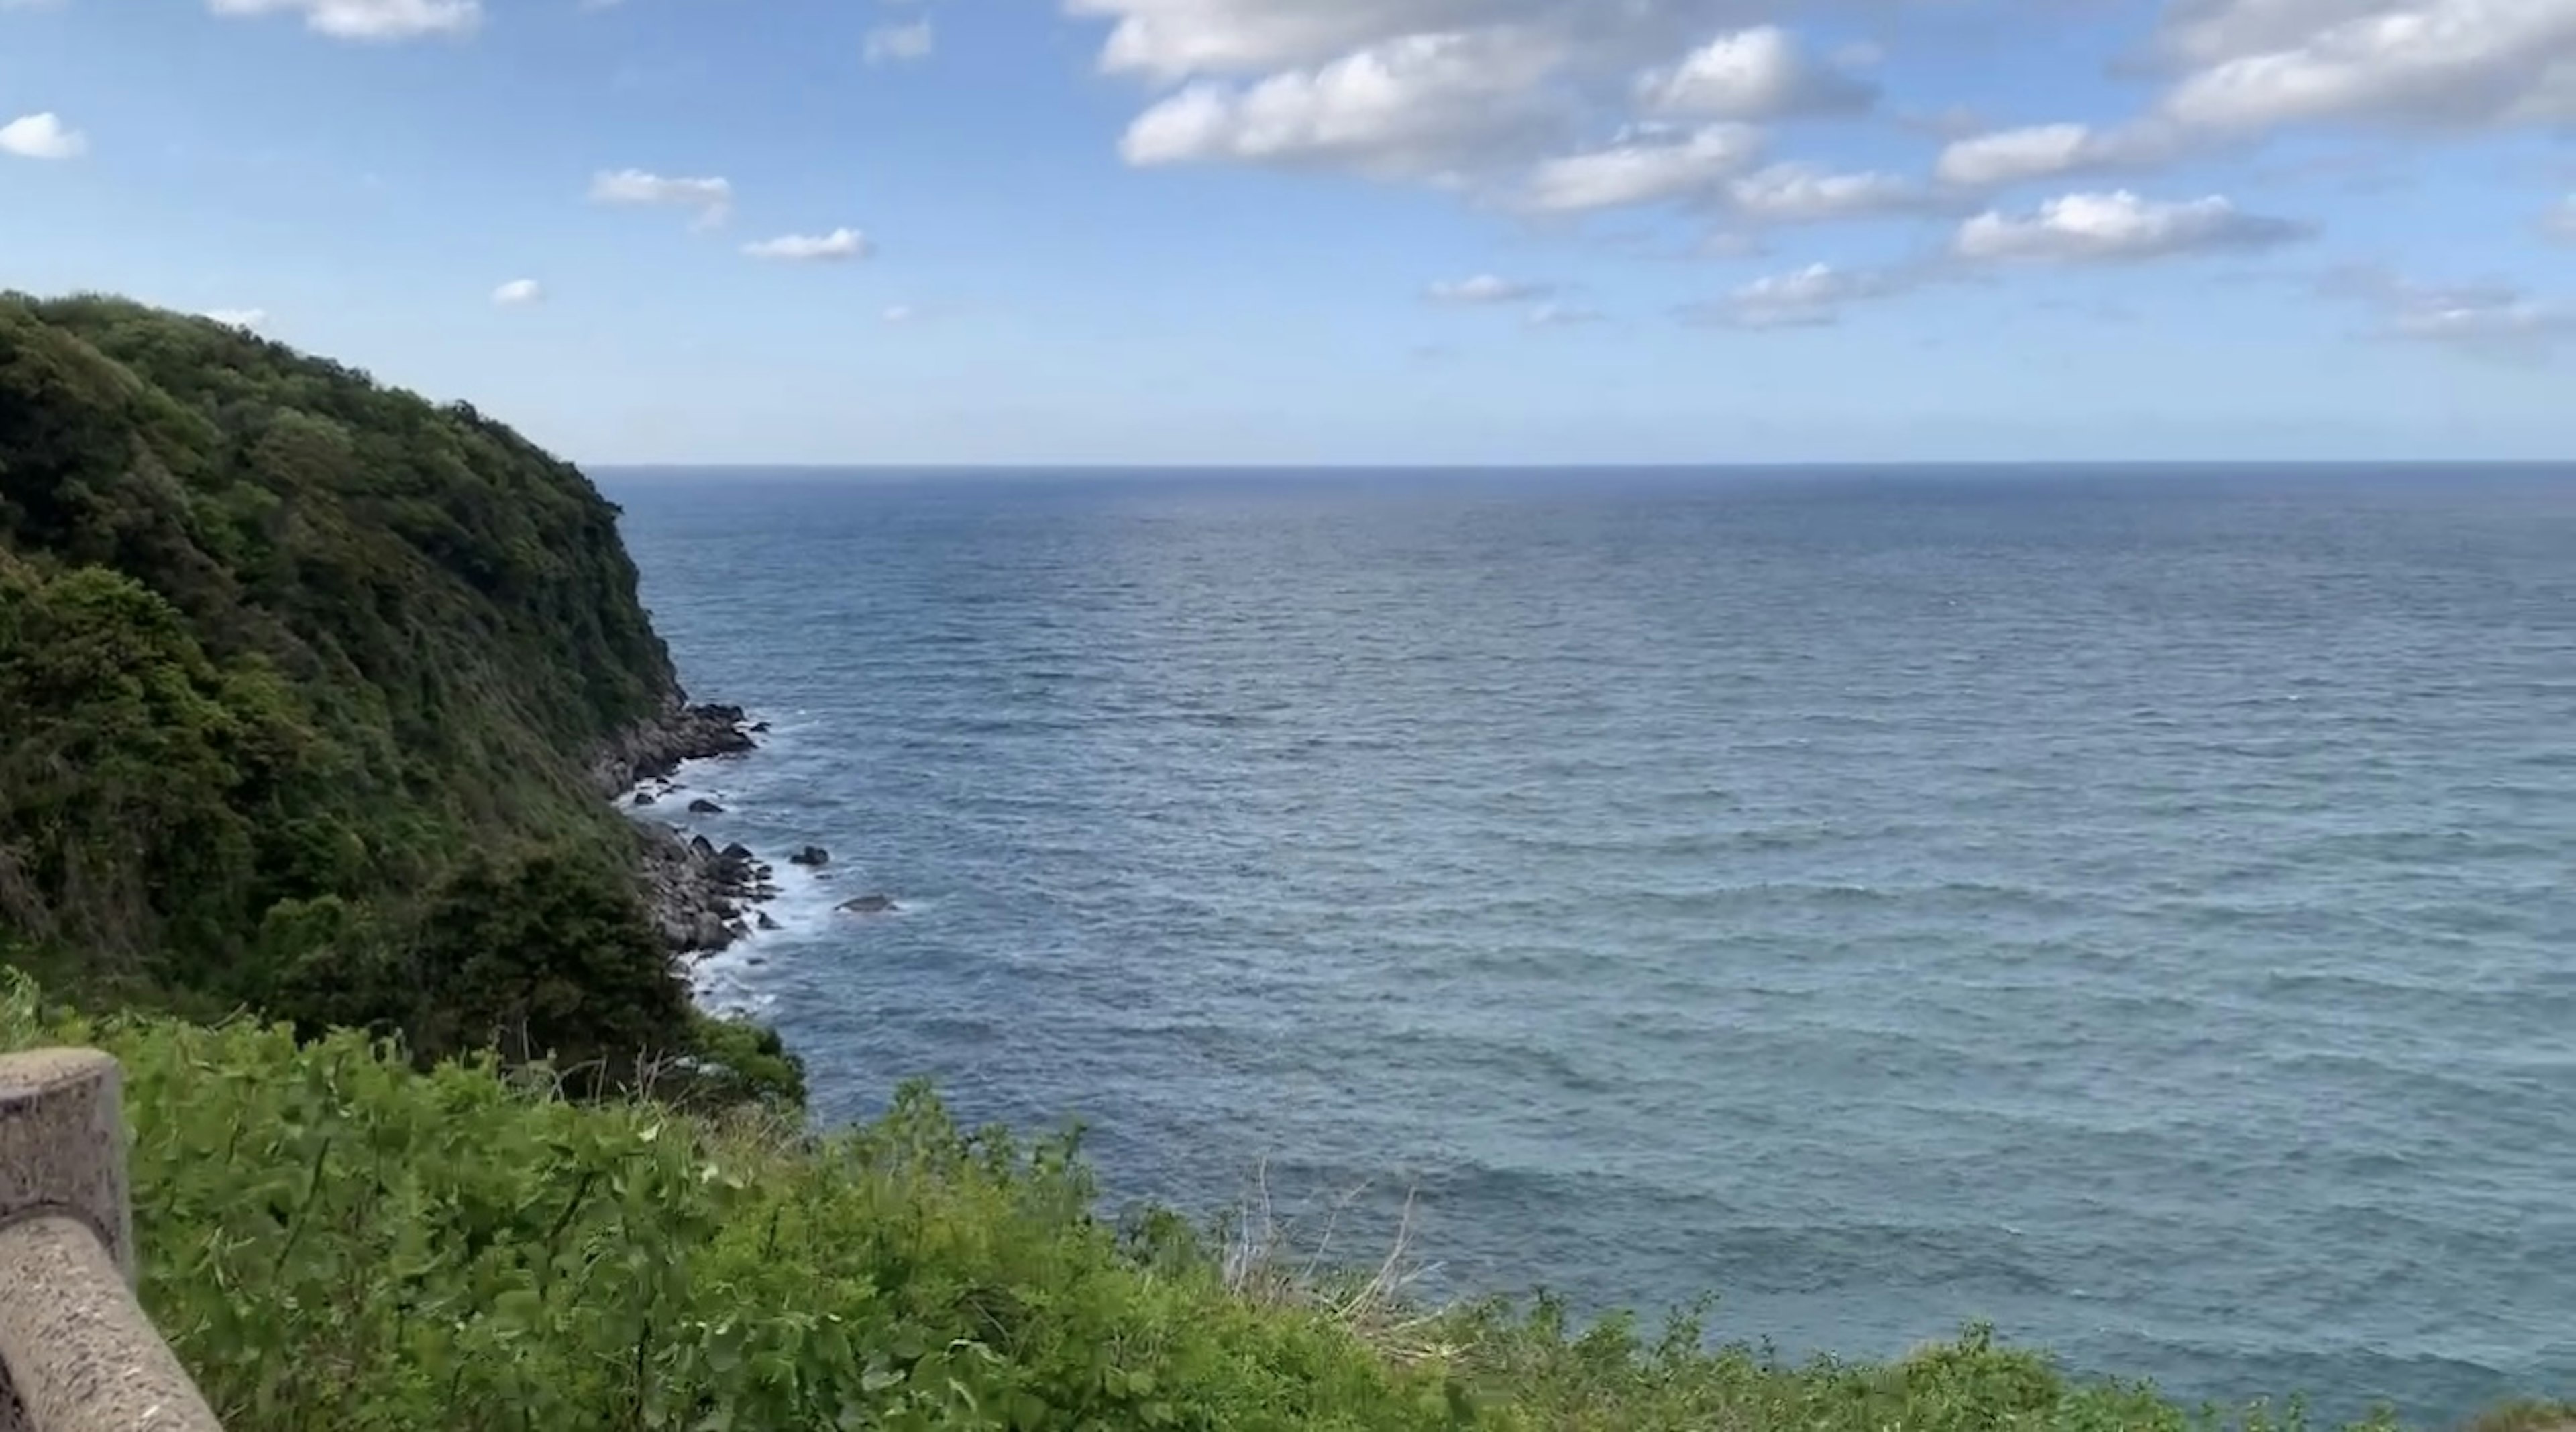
[5,0,2575,465]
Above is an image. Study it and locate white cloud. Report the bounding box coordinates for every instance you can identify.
[201,308,269,330]
[1902,3,2576,195]
[1523,122,1762,213]
[743,227,873,262]
[2323,264,2576,361]
[1688,261,1896,328]
[2131,0,2576,142]
[1953,190,2311,263]
[588,168,733,227]
[2550,196,2576,241]
[882,304,925,324]
[1935,123,2143,188]
[0,112,85,160]
[1120,31,1563,179]
[207,0,480,40]
[491,278,544,307]
[1726,162,1935,223]
[865,19,934,64]
[1065,0,1784,81]
[1078,0,1833,185]
[1633,25,1873,121]
[1426,274,1552,304]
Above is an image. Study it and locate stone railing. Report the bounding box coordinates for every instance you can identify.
[0,1050,221,1432]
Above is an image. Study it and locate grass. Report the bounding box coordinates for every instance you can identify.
[1,969,2538,1432]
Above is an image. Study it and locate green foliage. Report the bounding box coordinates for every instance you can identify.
[0,292,732,1080]
[0,975,2469,1432]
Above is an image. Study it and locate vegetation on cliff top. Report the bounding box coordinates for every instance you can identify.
[0,292,785,1098]
[17,973,2540,1432]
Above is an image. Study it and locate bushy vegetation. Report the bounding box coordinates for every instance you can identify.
[1,973,2437,1432]
[0,294,779,1095]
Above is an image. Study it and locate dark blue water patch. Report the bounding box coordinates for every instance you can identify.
[608,465,2576,1426]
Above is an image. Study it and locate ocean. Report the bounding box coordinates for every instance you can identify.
[602,466,2576,1425]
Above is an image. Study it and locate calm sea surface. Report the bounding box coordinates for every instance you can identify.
[604,467,2576,1423]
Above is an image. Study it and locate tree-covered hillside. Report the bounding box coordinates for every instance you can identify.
[0,293,784,1096]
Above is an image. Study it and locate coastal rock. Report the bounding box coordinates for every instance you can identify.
[603,698,782,961]
[590,698,759,798]
[756,912,781,932]
[839,894,897,916]
[750,721,772,734]
[790,846,831,867]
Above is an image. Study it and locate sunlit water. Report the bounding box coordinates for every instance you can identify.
[605,467,2576,1423]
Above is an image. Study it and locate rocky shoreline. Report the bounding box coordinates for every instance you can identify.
[599,699,775,957]
[591,698,760,800]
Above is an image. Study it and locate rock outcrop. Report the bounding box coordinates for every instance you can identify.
[590,699,757,799]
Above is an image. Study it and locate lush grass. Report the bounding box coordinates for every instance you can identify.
[0,972,2452,1432]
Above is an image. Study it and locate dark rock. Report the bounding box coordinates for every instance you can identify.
[790,846,832,867]
[839,894,897,916]
[690,835,717,859]
[747,956,768,968]
[720,842,755,863]
[688,798,726,815]
[756,912,781,932]
[631,791,655,806]
[590,698,759,798]
[750,721,772,734]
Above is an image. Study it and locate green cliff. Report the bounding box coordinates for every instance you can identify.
[0,293,788,1098]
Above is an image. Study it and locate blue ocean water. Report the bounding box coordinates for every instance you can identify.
[604,467,2576,1425]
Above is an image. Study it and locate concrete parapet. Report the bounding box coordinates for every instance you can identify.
[0,1050,221,1432]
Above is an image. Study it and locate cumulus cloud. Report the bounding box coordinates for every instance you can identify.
[1932,122,2174,188]
[865,19,934,64]
[588,168,733,227]
[1120,31,1564,179]
[2322,264,2576,361]
[1523,122,1762,212]
[1726,162,1939,223]
[201,308,269,330]
[491,278,544,307]
[1426,274,1552,304]
[1072,0,1604,79]
[1081,1,1844,183]
[207,0,480,40]
[742,227,873,261]
[1953,190,2312,263]
[2151,0,2576,131]
[1686,261,1900,328]
[1633,25,1874,121]
[0,111,83,159]
[1909,2,2576,199]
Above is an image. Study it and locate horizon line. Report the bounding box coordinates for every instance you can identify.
[584,459,2576,473]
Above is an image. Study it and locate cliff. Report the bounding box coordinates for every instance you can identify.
[0,293,786,1097]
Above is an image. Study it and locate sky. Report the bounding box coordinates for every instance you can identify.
[4,0,2576,465]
